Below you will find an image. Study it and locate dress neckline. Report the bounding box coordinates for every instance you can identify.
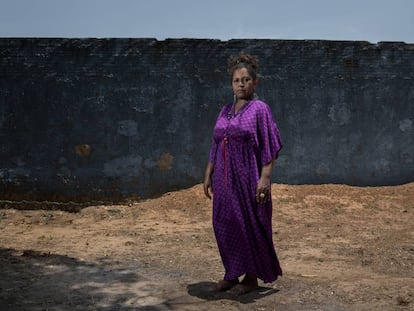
[227,100,255,120]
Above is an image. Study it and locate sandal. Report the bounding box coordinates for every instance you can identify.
[227,283,257,296]
[212,279,239,292]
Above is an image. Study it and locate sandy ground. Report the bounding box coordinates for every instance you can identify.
[0,183,413,311]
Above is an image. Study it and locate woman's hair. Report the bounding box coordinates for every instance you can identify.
[227,53,259,80]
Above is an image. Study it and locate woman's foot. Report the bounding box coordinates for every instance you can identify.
[212,279,239,292]
[228,273,258,295]
[227,283,257,296]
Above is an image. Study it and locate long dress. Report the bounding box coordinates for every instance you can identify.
[208,99,283,283]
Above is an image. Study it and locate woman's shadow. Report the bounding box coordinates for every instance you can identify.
[187,281,279,304]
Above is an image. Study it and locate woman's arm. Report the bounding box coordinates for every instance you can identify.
[256,160,274,203]
[203,161,214,199]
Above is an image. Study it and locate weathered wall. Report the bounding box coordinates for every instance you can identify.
[0,38,413,201]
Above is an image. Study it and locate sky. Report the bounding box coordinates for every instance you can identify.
[1,0,413,43]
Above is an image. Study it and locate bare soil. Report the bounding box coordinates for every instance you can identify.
[0,183,413,310]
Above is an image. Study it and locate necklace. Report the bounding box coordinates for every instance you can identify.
[227,99,253,120]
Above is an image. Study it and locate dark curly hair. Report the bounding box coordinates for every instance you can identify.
[227,53,259,80]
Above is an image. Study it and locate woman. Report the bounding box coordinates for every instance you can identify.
[203,53,283,295]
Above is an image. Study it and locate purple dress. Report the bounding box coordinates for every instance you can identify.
[209,99,283,283]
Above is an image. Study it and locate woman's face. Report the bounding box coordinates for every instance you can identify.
[232,67,258,101]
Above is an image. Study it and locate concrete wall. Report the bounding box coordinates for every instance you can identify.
[0,38,413,201]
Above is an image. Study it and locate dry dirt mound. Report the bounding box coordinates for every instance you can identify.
[0,183,413,310]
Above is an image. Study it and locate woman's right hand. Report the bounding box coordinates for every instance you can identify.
[203,175,213,199]
[203,162,214,199]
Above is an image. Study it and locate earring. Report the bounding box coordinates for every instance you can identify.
[253,92,259,100]
[233,94,236,103]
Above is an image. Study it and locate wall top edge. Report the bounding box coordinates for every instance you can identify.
[0,38,413,49]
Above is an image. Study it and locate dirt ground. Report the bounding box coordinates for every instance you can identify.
[0,183,413,311]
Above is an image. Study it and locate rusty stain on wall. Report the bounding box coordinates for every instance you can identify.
[75,144,92,158]
[156,152,174,170]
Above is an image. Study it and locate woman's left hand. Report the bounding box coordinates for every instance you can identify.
[256,176,271,204]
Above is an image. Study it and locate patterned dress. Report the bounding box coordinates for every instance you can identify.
[209,99,283,283]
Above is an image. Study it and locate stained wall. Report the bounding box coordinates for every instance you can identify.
[1,39,413,200]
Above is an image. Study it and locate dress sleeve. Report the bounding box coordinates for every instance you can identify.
[257,104,283,166]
